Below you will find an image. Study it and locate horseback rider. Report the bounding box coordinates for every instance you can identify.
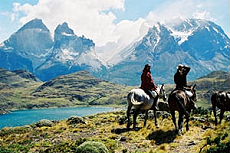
[174,64,190,90]
[141,64,159,110]
[174,64,196,108]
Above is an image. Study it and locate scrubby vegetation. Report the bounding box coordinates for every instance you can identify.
[76,141,109,153]
[0,70,132,113]
[0,110,229,153]
[0,69,229,113]
[0,69,229,152]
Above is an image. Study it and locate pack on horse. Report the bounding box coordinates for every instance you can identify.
[126,84,167,129]
[168,84,197,135]
[211,91,230,125]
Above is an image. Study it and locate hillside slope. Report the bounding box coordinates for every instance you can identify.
[0,111,229,153]
[33,71,132,105]
[0,69,131,112]
[192,71,230,108]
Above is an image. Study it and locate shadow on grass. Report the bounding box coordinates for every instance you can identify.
[111,127,141,134]
[147,129,177,144]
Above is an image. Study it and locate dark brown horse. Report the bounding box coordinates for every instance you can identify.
[211,91,230,125]
[168,84,197,135]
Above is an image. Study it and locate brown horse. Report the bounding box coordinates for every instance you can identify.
[211,91,230,125]
[168,84,197,135]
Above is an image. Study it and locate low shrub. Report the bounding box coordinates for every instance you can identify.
[0,147,12,153]
[75,141,109,153]
[35,119,54,127]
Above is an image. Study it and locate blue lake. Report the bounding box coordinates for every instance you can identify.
[0,106,118,129]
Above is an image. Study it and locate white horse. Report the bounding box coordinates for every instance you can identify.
[127,84,167,129]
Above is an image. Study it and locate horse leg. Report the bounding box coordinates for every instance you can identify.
[154,109,159,128]
[178,112,184,135]
[212,105,218,125]
[219,109,225,124]
[144,110,148,127]
[126,104,132,129]
[133,109,140,130]
[170,110,178,132]
[185,111,190,131]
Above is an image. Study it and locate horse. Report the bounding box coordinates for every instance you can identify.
[211,91,230,125]
[126,84,167,130]
[168,84,197,135]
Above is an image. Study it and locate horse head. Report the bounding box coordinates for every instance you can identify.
[159,84,167,101]
[190,84,197,102]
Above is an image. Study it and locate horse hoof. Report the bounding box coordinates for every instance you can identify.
[178,130,183,135]
[133,127,139,131]
[156,125,159,128]
[177,129,183,135]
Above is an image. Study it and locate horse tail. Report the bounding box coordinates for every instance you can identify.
[128,92,143,105]
[211,92,218,125]
[176,94,189,117]
[211,92,217,106]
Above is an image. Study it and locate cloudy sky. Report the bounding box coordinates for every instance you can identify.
[0,0,229,49]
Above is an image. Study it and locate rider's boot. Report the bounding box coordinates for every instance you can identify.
[153,99,159,110]
[190,99,197,110]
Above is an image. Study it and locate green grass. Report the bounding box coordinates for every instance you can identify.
[1,110,229,153]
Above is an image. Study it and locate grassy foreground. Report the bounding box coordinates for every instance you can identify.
[0,110,229,153]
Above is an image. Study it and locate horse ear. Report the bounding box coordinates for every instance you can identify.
[193,84,196,90]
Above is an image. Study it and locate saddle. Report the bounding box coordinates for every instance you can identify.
[172,87,196,109]
[174,86,193,97]
[148,90,158,98]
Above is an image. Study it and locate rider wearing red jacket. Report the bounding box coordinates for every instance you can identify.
[141,64,158,109]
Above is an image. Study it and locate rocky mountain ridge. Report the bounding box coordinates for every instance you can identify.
[105,19,230,85]
[0,18,229,85]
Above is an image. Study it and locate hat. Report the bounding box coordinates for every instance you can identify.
[177,64,184,69]
[145,64,151,68]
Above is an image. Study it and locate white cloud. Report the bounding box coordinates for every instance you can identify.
[145,0,217,26]
[13,0,126,46]
[142,0,230,40]
[9,0,230,56]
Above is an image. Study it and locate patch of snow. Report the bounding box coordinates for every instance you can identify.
[205,26,210,32]
[151,33,160,51]
[3,46,14,50]
[156,23,161,33]
[213,27,219,33]
[0,42,4,47]
[224,45,229,49]
[169,28,194,45]
[76,50,103,70]
[61,32,75,37]
[56,49,79,62]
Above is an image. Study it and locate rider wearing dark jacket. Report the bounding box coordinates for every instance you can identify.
[174,64,190,90]
[174,64,196,109]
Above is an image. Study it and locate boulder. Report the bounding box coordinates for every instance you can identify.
[35,119,54,127]
[67,116,86,125]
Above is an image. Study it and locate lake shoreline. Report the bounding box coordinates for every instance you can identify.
[0,109,10,115]
[0,105,124,129]
[0,104,125,115]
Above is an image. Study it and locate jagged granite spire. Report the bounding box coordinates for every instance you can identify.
[18,18,50,32]
[1,18,53,68]
[54,22,75,41]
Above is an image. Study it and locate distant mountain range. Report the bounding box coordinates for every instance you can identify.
[0,68,229,113]
[0,18,229,85]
